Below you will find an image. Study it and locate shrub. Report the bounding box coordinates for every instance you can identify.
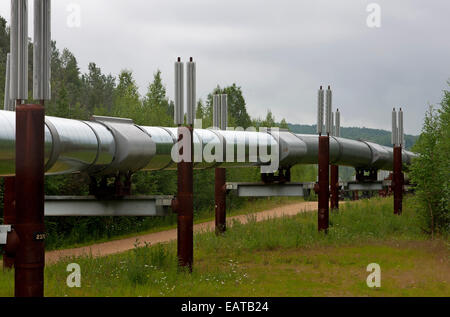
[410,85,450,237]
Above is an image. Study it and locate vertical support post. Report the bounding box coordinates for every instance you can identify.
[215,168,226,234]
[177,126,194,271]
[393,146,403,215]
[3,177,16,269]
[392,108,404,215]
[215,94,227,235]
[317,85,330,232]
[318,135,330,231]
[330,165,339,210]
[330,109,340,211]
[14,104,45,297]
[175,57,194,271]
[318,86,332,232]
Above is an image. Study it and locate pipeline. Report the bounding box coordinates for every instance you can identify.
[0,110,417,177]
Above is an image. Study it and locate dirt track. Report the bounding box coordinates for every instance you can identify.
[45,201,318,264]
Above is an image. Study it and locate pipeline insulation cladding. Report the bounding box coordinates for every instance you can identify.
[0,109,418,176]
[326,88,332,134]
[186,61,196,126]
[174,61,184,125]
[317,88,324,134]
[392,109,397,146]
[220,94,228,130]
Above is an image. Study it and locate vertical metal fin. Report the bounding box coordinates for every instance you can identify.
[391,108,397,146]
[325,86,332,134]
[186,58,196,125]
[33,0,52,100]
[213,94,220,129]
[331,112,335,136]
[10,0,28,100]
[317,87,324,134]
[9,0,17,100]
[4,53,12,110]
[398,108,404,147]
[335,109,341,137]
[220,94,227,130]
[174,58,184,125]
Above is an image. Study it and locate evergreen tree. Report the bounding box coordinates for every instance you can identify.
[112,70,141,120]
[142,70,172,126]
[280,118,289,129]
[223,84,251,128]
[82,62,116,115]
[196,99,205,120]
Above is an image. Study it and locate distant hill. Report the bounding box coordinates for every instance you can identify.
[287,124,418,150]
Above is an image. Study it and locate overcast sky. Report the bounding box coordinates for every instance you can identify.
[1,0,449,134]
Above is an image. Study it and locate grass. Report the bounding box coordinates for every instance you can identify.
[0,197,448,297]
[43,196,305,251]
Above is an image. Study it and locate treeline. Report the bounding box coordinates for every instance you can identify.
[0,16,315,246]
[288,124,418,150]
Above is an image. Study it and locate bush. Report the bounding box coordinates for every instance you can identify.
[410,85,450,237]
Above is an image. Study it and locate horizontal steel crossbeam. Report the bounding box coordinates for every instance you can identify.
[0,225,12,244]
[226,182,305,197]
[44,195,173,217]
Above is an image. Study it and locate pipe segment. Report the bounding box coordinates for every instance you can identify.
[0,110,417,177]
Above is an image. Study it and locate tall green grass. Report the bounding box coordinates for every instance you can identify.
[44,196,304,250]
[195,197,425,256]
[0,197,441,297]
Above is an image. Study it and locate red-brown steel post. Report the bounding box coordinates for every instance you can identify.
[330,165,339,210]
[215,168,226,234]
[353,190,359,201]
[177,126,194,271]
[3,177,16,269]
[393,146,403,215]
[318,135,330,232]
[14,104,45,297]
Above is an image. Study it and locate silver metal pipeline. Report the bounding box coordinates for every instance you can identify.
[0,110,417,177]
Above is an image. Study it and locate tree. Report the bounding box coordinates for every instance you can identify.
[280,118,289,129]
[81,62,116,115]
[111,70,141,120]
[196,99,205,120]
[223,84,252,128]
[410,85,450,237]
[262,110,276,127]
[144,70,166,107]
[142,70,172,126]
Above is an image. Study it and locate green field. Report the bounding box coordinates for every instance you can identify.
[44,196,306,250]
[0,197,448,297]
